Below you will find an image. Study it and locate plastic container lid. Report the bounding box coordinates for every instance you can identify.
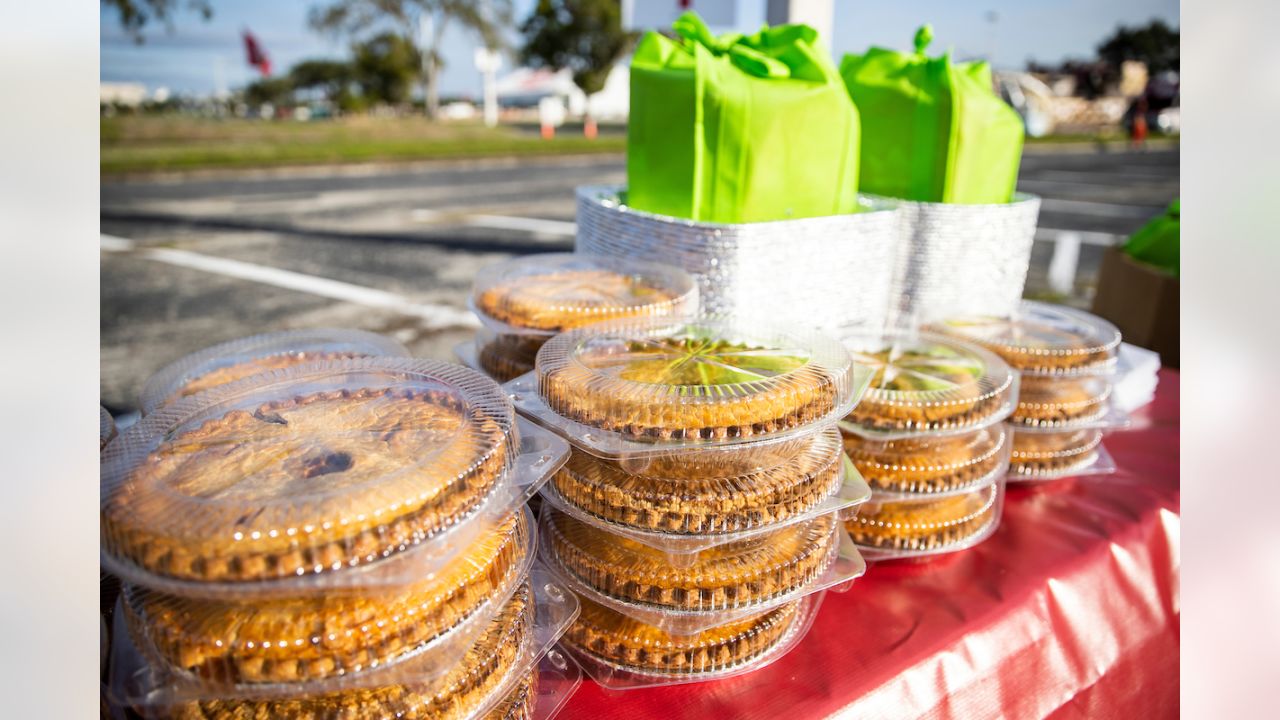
[847,479,1004,560]
[1008,428,1116,481]
[488,646,583,720]
[836,330,1017,438]
[842,425,1010,497]
[927,301,1122,377]
[471,253,698,336]
[108,563,581,715]
[139,328,409,414]
[477,326,544,383]
[101,405,117,450]
[1011,375,1119,429]
[121,507,533,690]
[102,358,569,595]
[511,317,868,461]
[542,426,855,538]
[562,591,820,690]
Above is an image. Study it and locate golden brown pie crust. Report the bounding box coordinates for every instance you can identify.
[477,335,540,383]
[548,511,836,611]
[131,511,529,684]
[842,428,1006,495]
[565,595,800,675]
[484,670,536,720]
[1010,428,1103,476]
[549,435,840,534]
[1012,376,1111,426]
[476,269,682,333]
[168,582,533,720]
[173,352,364,403]
[846,487,998,552]
[104,386,509,583]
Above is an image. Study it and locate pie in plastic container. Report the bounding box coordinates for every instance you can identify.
[1012,375,1113,427]
[561,592,821,689]
[1008,427,1117,481]
[101,358,568,595]
[107,564,582,719]
[138,328,409,414]
[927,301,1122,377]
[509,317,867,463]
[470,253,698,336]
[842,425,1009,497]
[836,330,1017,438]
[846,480,1005,560]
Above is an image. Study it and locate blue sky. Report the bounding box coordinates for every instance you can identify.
[101,0,1180,97]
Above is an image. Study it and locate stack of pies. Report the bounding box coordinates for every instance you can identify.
[511,317,866,686]
[928,301,1125,481]
[835,330,1014,559]
[103,356,574,719]
[459,253,698,382]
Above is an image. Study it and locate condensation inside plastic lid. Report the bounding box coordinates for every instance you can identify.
[837,329,1017,438]
[512,317,869,459]
[562,591,822,690]
[538,432,871,557]
[470,252,698,335]
[102,358,569,596]
[109,563,581,713]
[139,328,409,414]
[927,300,1122,376]
[843,425,1010,499]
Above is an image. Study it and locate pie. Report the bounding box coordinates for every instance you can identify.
[475,268,689,333]
[842,339,1012,433]
[103,385,511,583]
[927,303,1120,375]
[1010,428,1103,477]
[476,333,540,383]
[171,352,364,404]
[167,581,533,720]
[128,510,529,684]
[486,669,536,720]
[842,426,1007,495]
[548,428,842,534]
[565,594,801,675]
[1012,376,1111,427]
[547,510,837,611]
[846,485,999,552]
[538,332,839,441]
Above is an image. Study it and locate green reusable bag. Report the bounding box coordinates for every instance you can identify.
[839,25,1024,204]
[1123,199,1179,277]
[627,11,860,223]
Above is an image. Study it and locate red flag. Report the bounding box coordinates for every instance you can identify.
[242,30,272,77]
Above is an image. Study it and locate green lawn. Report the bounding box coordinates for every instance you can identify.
[101,115,627,175]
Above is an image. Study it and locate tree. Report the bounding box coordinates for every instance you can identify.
[520,0,636,101]
[102,0,212,42]
[1097,20,1179,74]
[309,0,513,119]
[243,76,293,109]
[290,59,357,109]
[351,33,421,106]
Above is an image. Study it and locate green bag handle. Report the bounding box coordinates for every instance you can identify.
[672,11,792,78]
[914,24,934,55]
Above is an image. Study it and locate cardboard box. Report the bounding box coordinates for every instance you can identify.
[1091,247,1179,368]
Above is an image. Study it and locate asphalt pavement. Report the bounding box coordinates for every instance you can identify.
[100,145,1179,413]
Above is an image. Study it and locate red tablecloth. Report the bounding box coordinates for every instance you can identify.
[560,371,1180,720]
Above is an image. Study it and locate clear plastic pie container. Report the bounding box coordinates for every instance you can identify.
[101,405,117,450]
[470,253,699,337]
[107,563,581,718]
[842,425,1010,498]
[473,326,544,383]
[927,301,1122,377]
[139,328,409,414]
[1008,427,1117,481]
[1010,375,1119,429]
[539,506,863,634]
[539,427,871,554]
[562,590,822,690]
[120,507,534,690]
[486,645,583,720]
[836,330,1017,439]
[101,358,569,596]
[508,317,869,463]
[847,479,1005,560]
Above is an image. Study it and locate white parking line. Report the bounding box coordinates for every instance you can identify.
[100,235,479,330]
[411,209,576,237]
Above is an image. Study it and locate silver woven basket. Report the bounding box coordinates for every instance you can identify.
[881,193,1041,326]
[574,185,900,331]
